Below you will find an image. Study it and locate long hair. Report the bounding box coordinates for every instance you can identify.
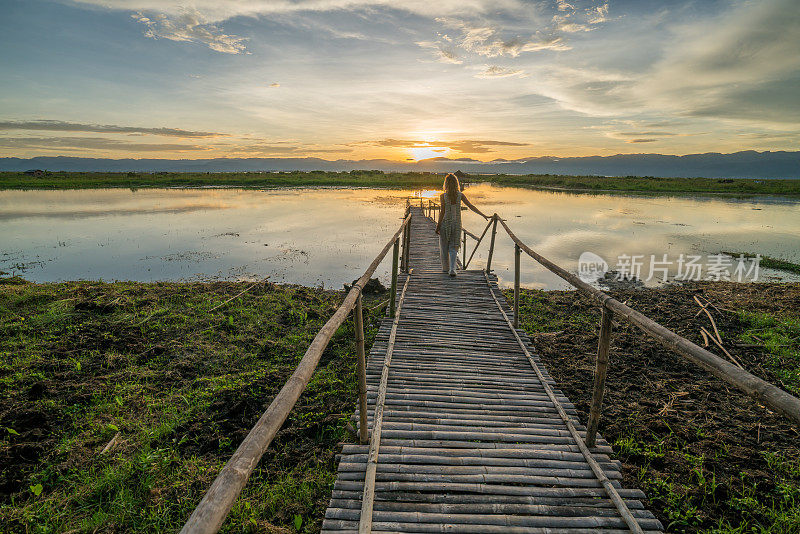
[443,173,460,204]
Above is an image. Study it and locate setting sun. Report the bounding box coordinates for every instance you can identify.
[409,145,450,161]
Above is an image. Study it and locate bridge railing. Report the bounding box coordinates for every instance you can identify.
[179,210,413,534]
[436,210,800,440]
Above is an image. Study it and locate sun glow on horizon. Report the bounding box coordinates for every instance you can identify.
[409,145,450,161]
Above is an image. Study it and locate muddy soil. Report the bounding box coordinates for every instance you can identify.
[518,282,800,531]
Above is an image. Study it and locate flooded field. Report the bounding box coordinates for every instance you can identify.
[2,185,799,289]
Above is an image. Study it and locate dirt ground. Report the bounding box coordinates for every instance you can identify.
[512,282,800,532]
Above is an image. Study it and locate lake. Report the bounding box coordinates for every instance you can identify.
[2,185,799,290]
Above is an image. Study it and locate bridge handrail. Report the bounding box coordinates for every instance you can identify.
[451,208,800,431]
[491,215,800,428]
[179,212,412,534]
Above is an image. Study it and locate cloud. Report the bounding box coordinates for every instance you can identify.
[436,18,571,58]
[416,41,462,64]
[475,65,526,78]
[588,3,609,24]
[269,82,280,88]
[0,137,208,152]
[224,143,352,155]
[74,1,530,22]
[131,11,247,54]
[364,138,528,153]
[415,2,609,64]
[636,0,800,125]
[626,138,657,143]
[610,131,679,138]
[0,120,227,138]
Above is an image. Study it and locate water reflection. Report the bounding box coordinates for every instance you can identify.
[1,185,798,290]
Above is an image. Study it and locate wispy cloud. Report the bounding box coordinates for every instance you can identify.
[364,138,528,154]
[74,1,529,22]
[436,18,571,58]
[132,11,247,54]
[0,137,208,152]
[0,120,227,138]
[637,0,800,124]
[475,65,526,79]
[416,41,462,64]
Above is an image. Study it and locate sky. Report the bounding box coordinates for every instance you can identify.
[1,0,798,162]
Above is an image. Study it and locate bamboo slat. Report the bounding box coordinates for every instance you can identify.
[323,208,662,533]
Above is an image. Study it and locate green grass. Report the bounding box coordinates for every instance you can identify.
[722,252,800,275]
[2,171,800,196]
[614,424,800,533]
[0,280,386,533]
[737,311,800,395]
[505,285,800,533]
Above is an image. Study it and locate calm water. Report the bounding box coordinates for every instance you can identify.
[2,185,799,290]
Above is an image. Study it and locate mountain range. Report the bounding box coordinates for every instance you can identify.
[1,150,798,179]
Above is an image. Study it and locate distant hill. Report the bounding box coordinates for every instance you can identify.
[1,150,798,179]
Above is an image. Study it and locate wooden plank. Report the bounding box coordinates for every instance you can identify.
[323,207,661,533]
[359,271,413,533]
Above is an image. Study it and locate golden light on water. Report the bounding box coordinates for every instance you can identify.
[414,189,442,199]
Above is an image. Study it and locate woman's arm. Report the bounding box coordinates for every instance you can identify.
[435,194,445,234]
[462,194,489,219]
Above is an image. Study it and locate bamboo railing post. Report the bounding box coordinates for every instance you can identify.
[179,214,410,534]
[485,214,499,273]
[354,294,368,444]
[464,218,494,270]
[403,213,412,272]
[400,208,409,272]
[389,238,399,318]
[513,243,520,329]
[586,306,613,448]
[462,229,467,268]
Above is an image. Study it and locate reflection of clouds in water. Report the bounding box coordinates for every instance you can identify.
[3,184,799,288]
[0,204,228,221]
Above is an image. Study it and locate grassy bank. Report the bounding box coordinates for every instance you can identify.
[3,278,800,533]
[722,252,800,275]
[2,171,800,196]
[0,279,386,533]
[507,282,800,532]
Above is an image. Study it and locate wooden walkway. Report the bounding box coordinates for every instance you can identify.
[322,208,663,533]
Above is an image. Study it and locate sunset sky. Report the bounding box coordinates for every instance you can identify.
[1,0,798,162]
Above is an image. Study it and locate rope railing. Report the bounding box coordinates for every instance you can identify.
[427,210,800,436]
[179,211,413,534]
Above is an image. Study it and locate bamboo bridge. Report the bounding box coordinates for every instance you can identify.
[179,203,800,534]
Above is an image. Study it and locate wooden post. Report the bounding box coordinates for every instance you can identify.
[403,214,412,272]
[586,306,613,448]
[513,243,520,329]
[178,216,410,534]
[400,208,409,272]
[462,229,466,268]
[354,295,368,444]
[399,225,406,272]
[485,215,499,273]
[389,238,399,318]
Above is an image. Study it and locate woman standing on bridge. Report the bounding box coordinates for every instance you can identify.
[436,173,489,277]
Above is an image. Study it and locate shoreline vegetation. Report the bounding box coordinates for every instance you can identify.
[722,252,800,275]
[1,278,799,532]
[2,170,800,196]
